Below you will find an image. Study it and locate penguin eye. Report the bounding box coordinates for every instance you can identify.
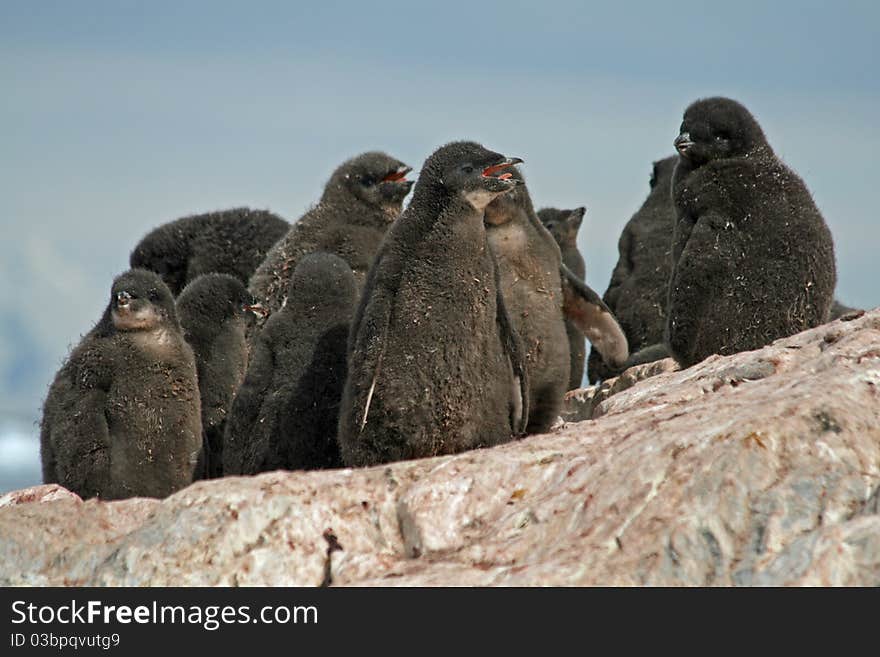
[359,176,376,187]
[461,164,474,175]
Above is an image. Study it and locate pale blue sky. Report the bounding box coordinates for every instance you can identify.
[1,1,878,490]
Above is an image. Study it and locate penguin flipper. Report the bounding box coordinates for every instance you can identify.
[199,338,245,432]
[561,264,629,369]
[666,211,731,363]
[624,342,671,368]
[344,242,400,437]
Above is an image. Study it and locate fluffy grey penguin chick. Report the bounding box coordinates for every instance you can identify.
[176,273,261,479]
[337,141,531,467]
[538,206,588,389]
[588,155,678,383]
[486,171,628,432]
[248,151,413,340]
[224,253,357,474]
[668,97,836,367]
[40,269,202,499]
[130,207,289,295]
[538,207,586,280]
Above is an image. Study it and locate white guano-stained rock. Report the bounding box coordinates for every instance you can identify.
[1,309,878,586]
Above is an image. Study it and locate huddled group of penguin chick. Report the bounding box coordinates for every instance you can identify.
[41,96,851,500]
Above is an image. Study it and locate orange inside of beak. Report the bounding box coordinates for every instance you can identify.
[381,171,409,183]
[482,162,514,178]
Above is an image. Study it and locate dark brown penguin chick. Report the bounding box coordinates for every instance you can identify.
[538,206,588,389]
[40,269,202,499]
[669,97,836,367]
[130,207,289,295]
[176,273,261,479]
[487,172,628,432]
[248,152,413,340]
[587,155,678,383]
[224,253,357,474]
[337,141,530,467]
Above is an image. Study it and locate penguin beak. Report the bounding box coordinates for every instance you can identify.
[674,133,694,155]
[482,157,523,182]
[243,302,268,319]
[381,165,412,183]
[569,207,586,229]
[116,291,132,308]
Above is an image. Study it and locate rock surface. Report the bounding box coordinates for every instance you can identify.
[561,357,681,422]
[2,310,879,586]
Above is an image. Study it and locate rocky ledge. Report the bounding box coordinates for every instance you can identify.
[2,309,879,586]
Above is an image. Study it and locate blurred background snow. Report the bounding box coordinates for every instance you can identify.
[2,0,877,492]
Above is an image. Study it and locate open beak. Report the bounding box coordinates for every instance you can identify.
[116,291,131,308]
[482,157,523,181]
[381,165,412,183]
[674,132,694,155]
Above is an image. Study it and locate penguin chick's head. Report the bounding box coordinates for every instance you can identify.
[418,141,523,212]
[287,252,358,307]
[484,166,534,226]
[177,273,264,325]
[674,97,769,167]
[109,269,177,332]
[537,207,586,245]
[327,151,414,218]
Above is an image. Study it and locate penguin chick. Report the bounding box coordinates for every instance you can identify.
[587,155,677,383]
[486,170,627,432]
[176,273,260,479]
[537,207,587,279]
[130,207,289,296]
[538,206,588,389]
[224,253,357,474]
[248,152,413,337]
[40,269,202,499]
[668,97,836,367]
[337,141,530,467]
